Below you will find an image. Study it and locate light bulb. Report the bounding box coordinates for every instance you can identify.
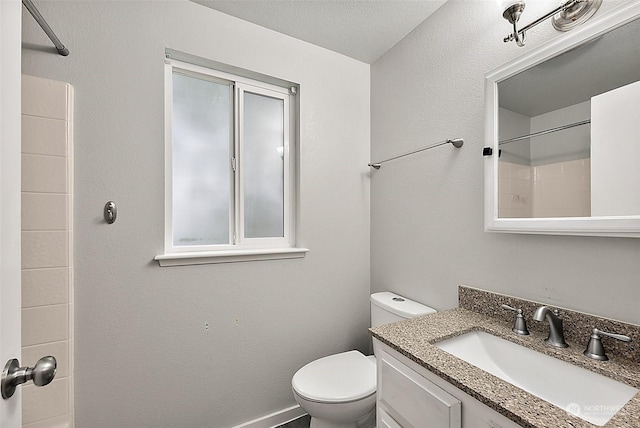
[496,0,525,13]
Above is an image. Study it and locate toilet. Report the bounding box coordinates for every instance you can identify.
[291,292,436,428]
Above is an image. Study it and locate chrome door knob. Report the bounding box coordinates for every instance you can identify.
[30,356,56,386]
[1,356,57,399]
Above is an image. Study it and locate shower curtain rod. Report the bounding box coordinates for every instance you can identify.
[499,119,590,145]
[22,0,69,56]
[368,138,464,169]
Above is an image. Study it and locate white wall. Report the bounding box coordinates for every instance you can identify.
[371,0,640,324]
[591,79,640,216]
[22,1,370,427]
[530,101,591,166]
[498,107,530,165]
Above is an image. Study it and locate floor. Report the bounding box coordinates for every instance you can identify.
[276,414,310,428]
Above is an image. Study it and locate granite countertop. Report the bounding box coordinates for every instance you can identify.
[369,308,640,428]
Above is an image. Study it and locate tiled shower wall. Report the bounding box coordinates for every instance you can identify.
[498,161,533,218]
[21,75,74,428]
[499,158,590,218]
[532,158,591,218]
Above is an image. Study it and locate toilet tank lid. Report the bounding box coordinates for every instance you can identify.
[370,292,436,318]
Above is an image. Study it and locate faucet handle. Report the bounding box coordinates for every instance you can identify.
[596,329,631,342]
[501,304,529,335]
[583,328,632,361]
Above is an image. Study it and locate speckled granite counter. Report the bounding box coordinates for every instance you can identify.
[370,307,640,427]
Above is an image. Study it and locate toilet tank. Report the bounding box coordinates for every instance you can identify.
[370,292,436,327]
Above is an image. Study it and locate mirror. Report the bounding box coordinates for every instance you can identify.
[484,2,640,237]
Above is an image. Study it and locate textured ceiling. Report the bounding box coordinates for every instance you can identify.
[191,0,448,64]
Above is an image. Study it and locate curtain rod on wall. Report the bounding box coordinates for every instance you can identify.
[22,0,69,56]
[368,138,464,169]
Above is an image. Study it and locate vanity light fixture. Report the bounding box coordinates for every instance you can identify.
[498,0,602,47]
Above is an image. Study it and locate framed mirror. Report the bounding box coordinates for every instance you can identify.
[484,1,640,237]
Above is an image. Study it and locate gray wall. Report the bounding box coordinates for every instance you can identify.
[371,0,640,325]
[22,1,370,427]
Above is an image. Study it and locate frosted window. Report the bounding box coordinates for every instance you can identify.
[172,73,231,246]
[165,58,296,255]
[243,92,285,238]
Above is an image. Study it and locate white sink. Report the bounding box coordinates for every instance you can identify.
[435,330,637,426]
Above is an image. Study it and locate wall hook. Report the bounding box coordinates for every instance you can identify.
[104,201,117,224]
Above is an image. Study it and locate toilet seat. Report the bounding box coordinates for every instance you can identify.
[292,350,376,403]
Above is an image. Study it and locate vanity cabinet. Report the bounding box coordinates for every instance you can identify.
[377,346,461,427]
[374,339,521,428]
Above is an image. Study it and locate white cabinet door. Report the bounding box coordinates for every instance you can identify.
[378,349,462,428]
[375,340,523,428]
[378,407,405,428]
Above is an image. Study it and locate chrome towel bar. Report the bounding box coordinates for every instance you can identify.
[368,138,463,169]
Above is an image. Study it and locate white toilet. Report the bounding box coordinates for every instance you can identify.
[291,292,436,428]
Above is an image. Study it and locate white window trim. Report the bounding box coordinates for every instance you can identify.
[155,58,307,266]
[155,247,309,267]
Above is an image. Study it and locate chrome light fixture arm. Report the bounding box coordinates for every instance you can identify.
[502,0,600,47]
[506,19,527,47]
[502,1,527,47]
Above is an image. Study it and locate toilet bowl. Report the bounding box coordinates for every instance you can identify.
[292,351,376,428]
[291,292,436,428]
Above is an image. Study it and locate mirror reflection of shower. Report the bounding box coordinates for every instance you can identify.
[496,16,640,219]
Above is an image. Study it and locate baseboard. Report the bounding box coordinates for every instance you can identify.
[232,405,307,428]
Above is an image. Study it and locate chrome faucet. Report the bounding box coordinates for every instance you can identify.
[533,306,568,348]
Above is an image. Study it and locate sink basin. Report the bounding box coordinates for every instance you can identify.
[435,330,637,426]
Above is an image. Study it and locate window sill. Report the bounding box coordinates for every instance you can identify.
[154,247,309,267]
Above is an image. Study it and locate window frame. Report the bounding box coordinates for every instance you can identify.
[157,58,306,266]
[236,82,292,249]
